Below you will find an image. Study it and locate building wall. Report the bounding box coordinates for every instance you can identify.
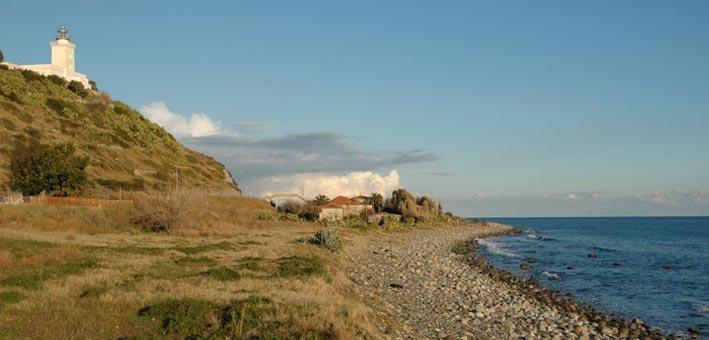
[319,207,344,220]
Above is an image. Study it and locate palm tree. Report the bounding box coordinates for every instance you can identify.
[370,192,384,213]
[311,194,330,206]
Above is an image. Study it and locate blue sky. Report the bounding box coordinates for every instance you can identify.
[2,1,708,216]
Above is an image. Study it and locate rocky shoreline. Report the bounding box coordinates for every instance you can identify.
[345,223,691,339]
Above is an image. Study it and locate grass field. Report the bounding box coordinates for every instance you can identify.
[0,196,384,339]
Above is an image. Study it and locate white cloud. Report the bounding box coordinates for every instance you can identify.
[253,170,401,199]
[442,189,709,217]
[140,102,221,138]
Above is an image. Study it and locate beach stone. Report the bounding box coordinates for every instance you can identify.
[340,224,674,339]
[574,325,588,336]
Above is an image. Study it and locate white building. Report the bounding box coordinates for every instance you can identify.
[2,26,91,88]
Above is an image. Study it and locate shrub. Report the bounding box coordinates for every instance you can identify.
[257,211,300,222]
[279,201,302,215]
[311,227,341,251]
[9,140,89,196]
[67,80,89,98]
[282,213,299,222]
[298,203,321,221]
[88,80,98,91]
[0,50,4,63]
[0,64,8,71]
[46,75,67,86]
[130,192,189,233]
[20,70,43,82]
[384,188,445,222]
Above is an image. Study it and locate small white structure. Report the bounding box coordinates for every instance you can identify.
[265,193,307,209]
[2,26,91,88]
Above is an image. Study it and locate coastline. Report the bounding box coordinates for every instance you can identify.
[344,222,686,339]
[456,224,679,339]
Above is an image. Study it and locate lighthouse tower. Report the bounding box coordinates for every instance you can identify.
[1,25,91,88]
[50,26,76,76]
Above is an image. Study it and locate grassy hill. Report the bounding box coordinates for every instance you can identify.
[0,67,239,196]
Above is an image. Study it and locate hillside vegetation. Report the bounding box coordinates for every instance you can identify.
[0,67,239,196]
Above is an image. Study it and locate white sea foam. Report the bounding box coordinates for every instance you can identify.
[542,271,561,280]
[527,232,541,240]
[478,239,523,259]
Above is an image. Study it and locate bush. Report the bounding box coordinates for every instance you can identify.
[384,188,445,222]
[47,75,67,86]
[88,80,98,91]
[257,211,299,222]
[67,80,89,98]
[298,203,321,221]
[130,192,189,233]
[279,201,302,215]
[0,50,4,63]
[10,141,89,196]
[277,201,325,222]
[20,69,43,82]
[311,227,341,251]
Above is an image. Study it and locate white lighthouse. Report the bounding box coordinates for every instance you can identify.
[50,26,76,76]
[2,26,91,88]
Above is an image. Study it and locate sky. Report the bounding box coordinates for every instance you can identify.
[2,1,708,216]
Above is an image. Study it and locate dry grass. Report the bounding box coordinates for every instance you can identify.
[0,195,385,338]
[0,250,14,270]
[0,204,135,234]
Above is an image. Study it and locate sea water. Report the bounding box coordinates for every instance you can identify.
[478,217,708,336]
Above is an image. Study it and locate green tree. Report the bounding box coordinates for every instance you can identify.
[370,192,384,213]
[0,49,4,63]
[311,194,330,206]
[10,141,89,196]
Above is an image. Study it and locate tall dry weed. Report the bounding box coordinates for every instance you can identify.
[130,192,200,233]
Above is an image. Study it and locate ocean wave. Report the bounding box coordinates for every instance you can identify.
[524,230,554,241]
[478,239,523,259]
[542,271,561,280]
[527,232,542,240]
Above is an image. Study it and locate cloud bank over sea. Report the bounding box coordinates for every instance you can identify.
[444,189,709,217]
[140,103,435,198]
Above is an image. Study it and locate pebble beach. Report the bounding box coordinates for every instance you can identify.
[345,223,687,339]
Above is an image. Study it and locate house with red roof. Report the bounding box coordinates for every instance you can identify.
[319,196,372,220]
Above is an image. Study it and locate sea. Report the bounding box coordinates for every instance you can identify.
[477,217,708,336]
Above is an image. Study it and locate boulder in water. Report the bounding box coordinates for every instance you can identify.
[588,252,598,258]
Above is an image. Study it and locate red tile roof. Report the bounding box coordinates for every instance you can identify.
[322,196,363,208]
